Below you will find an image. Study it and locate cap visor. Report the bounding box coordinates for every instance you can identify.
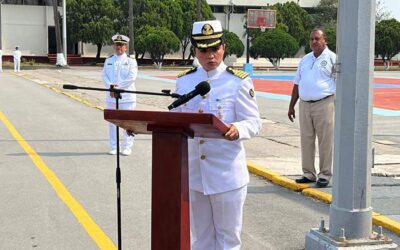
[194,38,222,48]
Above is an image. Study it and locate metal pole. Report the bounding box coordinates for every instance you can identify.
[246,27,249,64]
[0,0,3,50]
[62,0,67,60]
[329,0,375,239]
[196,0,201,21]
[128,0,134,56]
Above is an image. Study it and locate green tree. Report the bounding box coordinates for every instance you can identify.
[66,0,121,63]
[177,0,214,63]
[142,27,181,69]
[270,2,312,48]
[223,30,244,59]
[250,29,299,70]
[375,18,400,70]
[325,27,336,53]
[312,0,338,27]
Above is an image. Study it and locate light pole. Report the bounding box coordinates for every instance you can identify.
[128,0,134,57]
[62,0,67,60]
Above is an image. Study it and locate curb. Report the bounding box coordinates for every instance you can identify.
[247,161,400,236]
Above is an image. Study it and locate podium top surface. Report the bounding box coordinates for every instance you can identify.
[104,109,229,139]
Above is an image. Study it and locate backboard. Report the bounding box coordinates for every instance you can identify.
[247,9,276,30]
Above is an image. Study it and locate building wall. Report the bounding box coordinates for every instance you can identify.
[2,4,55,56]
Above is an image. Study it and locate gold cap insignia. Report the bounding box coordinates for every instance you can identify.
[202,24,214,36]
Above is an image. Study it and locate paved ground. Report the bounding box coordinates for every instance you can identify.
[1,66,400,249]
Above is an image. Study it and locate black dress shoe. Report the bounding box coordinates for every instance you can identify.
[295,176,316,183]
[316,178,329,187]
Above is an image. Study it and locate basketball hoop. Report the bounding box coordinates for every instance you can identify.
[247,9,276,29]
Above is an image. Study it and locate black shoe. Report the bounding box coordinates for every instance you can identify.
[295,176,316,183]
[316,178,329,187]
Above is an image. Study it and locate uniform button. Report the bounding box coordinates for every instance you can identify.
[198,109,204,113]
[218,106,222,109]
[202,95,207,99]
[199,139,205,144]
[200,155,206,160]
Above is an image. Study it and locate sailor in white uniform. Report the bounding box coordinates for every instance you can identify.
[172,20,262,250]
[102,34,138,156]
[13,46,22,72]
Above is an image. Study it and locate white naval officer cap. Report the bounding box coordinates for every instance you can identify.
[112,34,130,44]
[191,20,225,48]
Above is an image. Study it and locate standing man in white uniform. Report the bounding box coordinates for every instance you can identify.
[13,46,22,72]
[288,28,336,187]
[103,34,138,156]
[173,20,262,250]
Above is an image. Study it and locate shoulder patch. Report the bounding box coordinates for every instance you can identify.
[177,67,197,78]
[226,67,249,79]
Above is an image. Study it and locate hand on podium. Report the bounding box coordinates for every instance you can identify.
[224,124,239,141]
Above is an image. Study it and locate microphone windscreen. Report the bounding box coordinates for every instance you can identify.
[63,84,78,90]
[196,81,211,96]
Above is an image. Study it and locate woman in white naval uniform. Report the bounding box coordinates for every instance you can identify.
[173,20,262,250]
[103,34,138,156]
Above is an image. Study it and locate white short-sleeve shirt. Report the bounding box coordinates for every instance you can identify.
[294,47,336,101]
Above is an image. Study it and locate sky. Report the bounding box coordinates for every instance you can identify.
[382,0,400,20]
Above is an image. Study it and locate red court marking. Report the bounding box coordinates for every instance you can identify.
[156,76,400,110]
[374,89,400,110]
[158,76,176,80]
[374,78,400,84]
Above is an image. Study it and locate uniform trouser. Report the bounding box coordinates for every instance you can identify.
[106,102,135,150]
[299,95,334,181]
[14,59,20,72]
[189,186,247,250]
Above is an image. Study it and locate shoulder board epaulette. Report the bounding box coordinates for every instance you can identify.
[177,67,197,78]
[107,55,114,58]
[226,67,249,79]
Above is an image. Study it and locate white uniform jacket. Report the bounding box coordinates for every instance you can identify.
[173,63,262,195]
[13,50,22,60]
[102,54,138,103]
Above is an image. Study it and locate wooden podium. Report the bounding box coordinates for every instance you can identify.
[104,109,228,250]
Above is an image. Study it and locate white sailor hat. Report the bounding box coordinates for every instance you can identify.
[191,20,225,48]
[112,34,129,44]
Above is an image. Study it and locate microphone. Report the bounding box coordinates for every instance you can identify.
[63,84,79,90]
[168,81,211,110]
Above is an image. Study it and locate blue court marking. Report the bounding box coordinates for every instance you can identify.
[138,74,176,84]
[252,75,295,81]
[255,91,400,117]
[374,83,400,88]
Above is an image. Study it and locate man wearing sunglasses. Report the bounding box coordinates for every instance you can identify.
[172,20,261,250]
[103,34,138,156]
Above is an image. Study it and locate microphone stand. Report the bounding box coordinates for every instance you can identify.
[62,84,180,250]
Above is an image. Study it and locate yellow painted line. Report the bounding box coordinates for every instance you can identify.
[247,161,309,191]
[248,161,400,236]
[373,215,400,235]
[302,188,332,204]
[14,74,105,111]
[0,111,116,250]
